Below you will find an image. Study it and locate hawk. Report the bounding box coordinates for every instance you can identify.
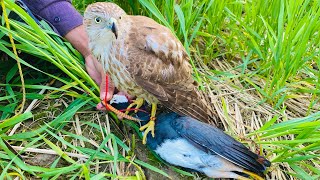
[84,2,218,143]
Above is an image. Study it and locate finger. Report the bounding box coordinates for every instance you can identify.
[99,77,107,101]
[96,102,106,110]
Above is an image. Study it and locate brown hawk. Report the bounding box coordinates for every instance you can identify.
[84,2,218,143]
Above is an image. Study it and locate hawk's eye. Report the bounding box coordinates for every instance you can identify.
[95,17,102,23]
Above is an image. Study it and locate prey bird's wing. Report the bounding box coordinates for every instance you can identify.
[171,116,270,175]
[124,16,215,123]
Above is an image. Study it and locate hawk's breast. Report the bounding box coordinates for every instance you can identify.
[102,45,159,104]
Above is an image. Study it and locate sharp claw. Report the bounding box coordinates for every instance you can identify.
[142,133,147,144]
[152,129,155,137]
[125,103,133,114]
[125,98,144,114]
[139,124,147,131]
[139,120,155,144]
[142,127,150,144]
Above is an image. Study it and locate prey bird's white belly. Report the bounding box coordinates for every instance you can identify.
[155,138,243,178]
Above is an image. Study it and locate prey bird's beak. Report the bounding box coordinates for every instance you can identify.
[111,22,118,39]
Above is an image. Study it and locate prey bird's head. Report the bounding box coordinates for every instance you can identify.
[84,2,126,41]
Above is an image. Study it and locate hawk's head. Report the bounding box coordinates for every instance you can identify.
[84,2,126,41]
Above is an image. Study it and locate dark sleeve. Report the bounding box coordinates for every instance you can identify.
[23,0,83,36]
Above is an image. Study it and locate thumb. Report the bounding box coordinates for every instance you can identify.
[100,74,115,101]
[99,77,107,101]
[106,75,115,101]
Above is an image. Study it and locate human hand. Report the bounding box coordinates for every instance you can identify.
[62,25,115,108]
[85,55,136,114]
[85,54,115,109]
[97,91,135,120]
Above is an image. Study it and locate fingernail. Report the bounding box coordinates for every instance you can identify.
[96,103,104,110]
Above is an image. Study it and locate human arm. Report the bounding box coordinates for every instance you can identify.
[23,0,114,101]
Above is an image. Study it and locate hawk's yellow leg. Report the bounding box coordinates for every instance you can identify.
[125,97,144,114]
[242,170,264,180]
[139,103,157,144]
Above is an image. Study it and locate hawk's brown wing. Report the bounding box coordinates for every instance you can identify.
[124,16,217,124]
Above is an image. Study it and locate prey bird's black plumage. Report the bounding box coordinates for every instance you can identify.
[145,112,270,178]
[110,95,270,179]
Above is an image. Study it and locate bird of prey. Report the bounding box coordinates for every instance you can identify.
[84,2,217,143]
[110,97,271,180]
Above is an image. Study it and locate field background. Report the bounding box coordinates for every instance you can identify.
[1,0,320,179]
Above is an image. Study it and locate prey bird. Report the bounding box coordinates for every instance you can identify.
[110,95,271,180]
[147,112,271,180]
[84,2,217,143]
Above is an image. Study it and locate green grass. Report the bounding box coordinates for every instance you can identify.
[1,0,320,179]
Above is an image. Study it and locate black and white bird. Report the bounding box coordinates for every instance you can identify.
[110,95,271,180]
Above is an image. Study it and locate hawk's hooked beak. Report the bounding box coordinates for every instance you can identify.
[111,22,118,39]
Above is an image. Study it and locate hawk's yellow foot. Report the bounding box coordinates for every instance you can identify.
[140,118,155,144]
[125,97,144,114]
[139,103,157,144]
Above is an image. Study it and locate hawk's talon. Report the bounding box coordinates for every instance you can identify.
[125,97,144,114]
[140,119,155,144]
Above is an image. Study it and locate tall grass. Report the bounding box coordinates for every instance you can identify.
[1,0,320,179]
[0,0,174,179]
[77,0,320,178]
[136,0,320,108]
